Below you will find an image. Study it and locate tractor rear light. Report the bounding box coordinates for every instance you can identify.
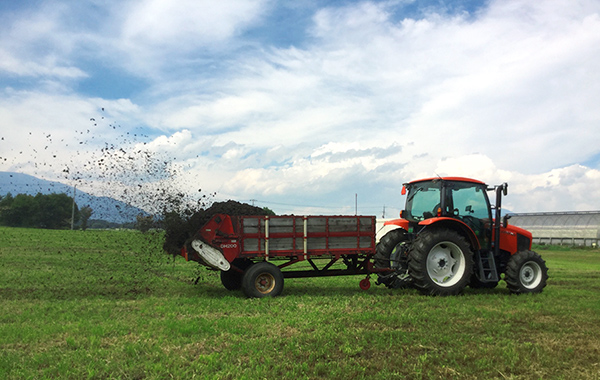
[437,207,442,217]
[401,185,406,195]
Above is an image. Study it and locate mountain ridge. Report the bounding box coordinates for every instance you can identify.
[0,171,147,223]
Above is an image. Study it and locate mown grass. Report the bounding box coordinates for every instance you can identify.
[0,227,599,379]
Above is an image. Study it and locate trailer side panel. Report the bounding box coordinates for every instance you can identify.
[236,215,376,260]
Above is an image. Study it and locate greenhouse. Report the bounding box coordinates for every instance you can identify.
[508,211,600,247]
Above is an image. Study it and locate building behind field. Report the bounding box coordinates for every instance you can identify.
[509,211,600,247]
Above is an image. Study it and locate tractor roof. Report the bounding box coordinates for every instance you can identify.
[407,177,487,186]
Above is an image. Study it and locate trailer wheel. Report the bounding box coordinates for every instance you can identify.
[220,259,252,291]
[505,251,548,294]
[408,229,473,296]
[359,278,371,290]
[374,229,409,288]
[242,262,284,298]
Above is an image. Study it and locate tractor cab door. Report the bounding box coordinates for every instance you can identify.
[404,181,443,222]
[445,181,493,250]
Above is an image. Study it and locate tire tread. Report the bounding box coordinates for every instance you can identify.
[408,229,473,296]
[505,250,548,294]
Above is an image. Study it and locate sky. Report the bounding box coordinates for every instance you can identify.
[1,0,599,217]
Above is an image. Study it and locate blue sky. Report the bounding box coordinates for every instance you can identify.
[1,0,600,216]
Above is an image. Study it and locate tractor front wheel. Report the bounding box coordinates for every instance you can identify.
[408,229,473,296]
[241,262,284,298]
[505,251,548,294]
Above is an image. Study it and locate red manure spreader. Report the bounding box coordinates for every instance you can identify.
[179,177,548,298]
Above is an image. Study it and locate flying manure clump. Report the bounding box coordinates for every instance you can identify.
[5,105,272,259]
[75,109,272,257]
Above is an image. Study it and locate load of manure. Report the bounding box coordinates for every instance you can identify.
[162,200,271,256]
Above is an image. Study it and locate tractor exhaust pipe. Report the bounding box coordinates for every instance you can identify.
[493,183,508,256]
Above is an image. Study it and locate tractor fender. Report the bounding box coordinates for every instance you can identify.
[417,217,481,251]
[383,218,409,230]
[377,218,410,243]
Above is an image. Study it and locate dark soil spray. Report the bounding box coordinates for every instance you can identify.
[0,107,270,291]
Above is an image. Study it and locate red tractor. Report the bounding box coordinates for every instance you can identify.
[374,177,548,295]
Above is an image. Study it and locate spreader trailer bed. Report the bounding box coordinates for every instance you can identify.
[179,214,384,297]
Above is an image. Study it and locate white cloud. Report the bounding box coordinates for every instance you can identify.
[2,0,600,215]
[0,48,87,79]
[113,0,270,76]
[0,89,143,183]
[505,165,600,212]
[121,0,268,48]
[0,3,88,79]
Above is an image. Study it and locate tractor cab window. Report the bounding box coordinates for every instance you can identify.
[446,181,492,246]
[405,181,442,221]
[447,182,491,221]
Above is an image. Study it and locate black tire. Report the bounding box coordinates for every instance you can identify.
[408,229,473,296]
[374,229,409,288]
[220,259,252,291]
[241,262,284,298]
[505,250,548,294]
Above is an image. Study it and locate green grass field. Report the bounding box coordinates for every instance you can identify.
[0,227,599,379]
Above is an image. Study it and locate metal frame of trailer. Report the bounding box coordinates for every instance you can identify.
[181,214,387,280]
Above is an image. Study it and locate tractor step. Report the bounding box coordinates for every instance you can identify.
[477,250,499,283]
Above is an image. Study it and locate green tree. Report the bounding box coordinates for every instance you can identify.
[0,192,78,229]
[79,206,93,231]
[136,214,154,233]
[262,207,276,216]
[7,194,35,227]
[0,193,15,226]
[33,193,77,229]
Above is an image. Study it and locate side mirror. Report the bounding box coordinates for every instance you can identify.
[503,183,508,196]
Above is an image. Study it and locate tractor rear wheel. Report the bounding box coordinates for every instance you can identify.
[408,229,473,296]
[220,259,252,291]
[242,262,284,298]
[374,229,410,288]
[505,250,548,294]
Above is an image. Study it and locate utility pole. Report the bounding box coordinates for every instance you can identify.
[71,185,77,230]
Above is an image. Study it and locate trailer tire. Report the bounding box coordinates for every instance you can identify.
[408,229,473,296]
[242,262,284,298]
[505,250,548,294]
[220,259,252,291]
[374,229,409,288]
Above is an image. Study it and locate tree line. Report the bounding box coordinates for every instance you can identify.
[0,193,277,232]
[0,193,93,230]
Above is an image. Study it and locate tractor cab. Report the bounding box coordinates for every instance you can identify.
[402,177,493,250]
